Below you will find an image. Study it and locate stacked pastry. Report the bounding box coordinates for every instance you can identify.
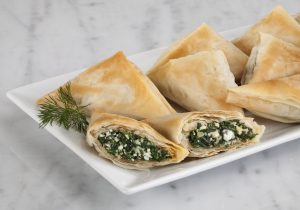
[37,5,300,170]
[227,5,300,123]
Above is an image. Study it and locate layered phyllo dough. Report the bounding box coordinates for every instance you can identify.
[233,6,300,55]
[242,33,300,84]
[227,74,300,123]
[87,113,188,169]
[145,111,264,157]
[148,50,242,113]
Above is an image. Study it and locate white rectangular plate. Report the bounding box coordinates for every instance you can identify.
[7,25,300,194]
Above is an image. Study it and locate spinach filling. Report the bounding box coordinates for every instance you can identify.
[188,120,257,149]
[98,130,171,161]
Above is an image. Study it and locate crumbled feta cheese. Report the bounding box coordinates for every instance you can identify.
[223,130,235,141]
[118,145,123,150]
[199,123,207,130]
[209,130,220,138]
[214,122,220,127]
[236,126,249,135]
[143,151,152,160]
[197,131,204,137]
[236,126,243,135]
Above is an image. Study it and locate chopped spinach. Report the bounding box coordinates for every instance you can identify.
[98,130,171,161]
[188,120,257,149]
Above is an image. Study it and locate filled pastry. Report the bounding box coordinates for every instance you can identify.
[87,112,189,169]
[148,50,242,113]
[227,74,300,123]
[37,51,175,119]
[148,23,248,81]
[242,33,300,84]
[145,111,264,157]
[233,5,300,55]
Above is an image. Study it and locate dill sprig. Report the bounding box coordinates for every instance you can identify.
[37,82,89,134]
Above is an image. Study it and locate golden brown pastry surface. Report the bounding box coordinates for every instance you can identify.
[233,6,300,55]
[37,51,175,119]
[242,33,300,84]
[149,23,248,81]
[227,74,300,123]
[149,50,243,113]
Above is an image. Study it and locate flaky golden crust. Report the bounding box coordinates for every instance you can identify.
[37,51,175,119]
[233,6,300,55]
[227,74,300,123]
[87,113,188,169]
[148,23,248,81]
[149,50,243,113]
[242,33,300,84]
[144,111,265,158]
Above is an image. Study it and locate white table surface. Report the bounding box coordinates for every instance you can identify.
[1,0,300,209]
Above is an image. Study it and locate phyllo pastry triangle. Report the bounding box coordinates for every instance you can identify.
[242,33,300,84]
[144,111,264,158]
[148,50,243,113]
[37,51,175,119]
[233,5,300,55]
[87,113,189,169]
[227,74,300,123]
[149,23,248,81]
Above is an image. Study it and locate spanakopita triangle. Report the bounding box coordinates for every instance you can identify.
[37,51,175,119]
[227,74,300,123]
[233,5,300,55]
[242,33,300,84]
[148,23,248,81]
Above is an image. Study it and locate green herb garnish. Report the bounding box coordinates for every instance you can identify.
[38,82,89,134]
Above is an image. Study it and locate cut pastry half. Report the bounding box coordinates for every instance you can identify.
[37,51,175,119]
[87,113,189,169]
[145,111,264,158]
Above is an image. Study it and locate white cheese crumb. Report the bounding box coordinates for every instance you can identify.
[143,149,152,160]
[236,126,249,135]
[236,126,243,135]
[209,130,220,138]
[118,145,123,150]
[199,123,207,130]
[197,132,204,137]
[223,130,235,141]
[134,140,141,145]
